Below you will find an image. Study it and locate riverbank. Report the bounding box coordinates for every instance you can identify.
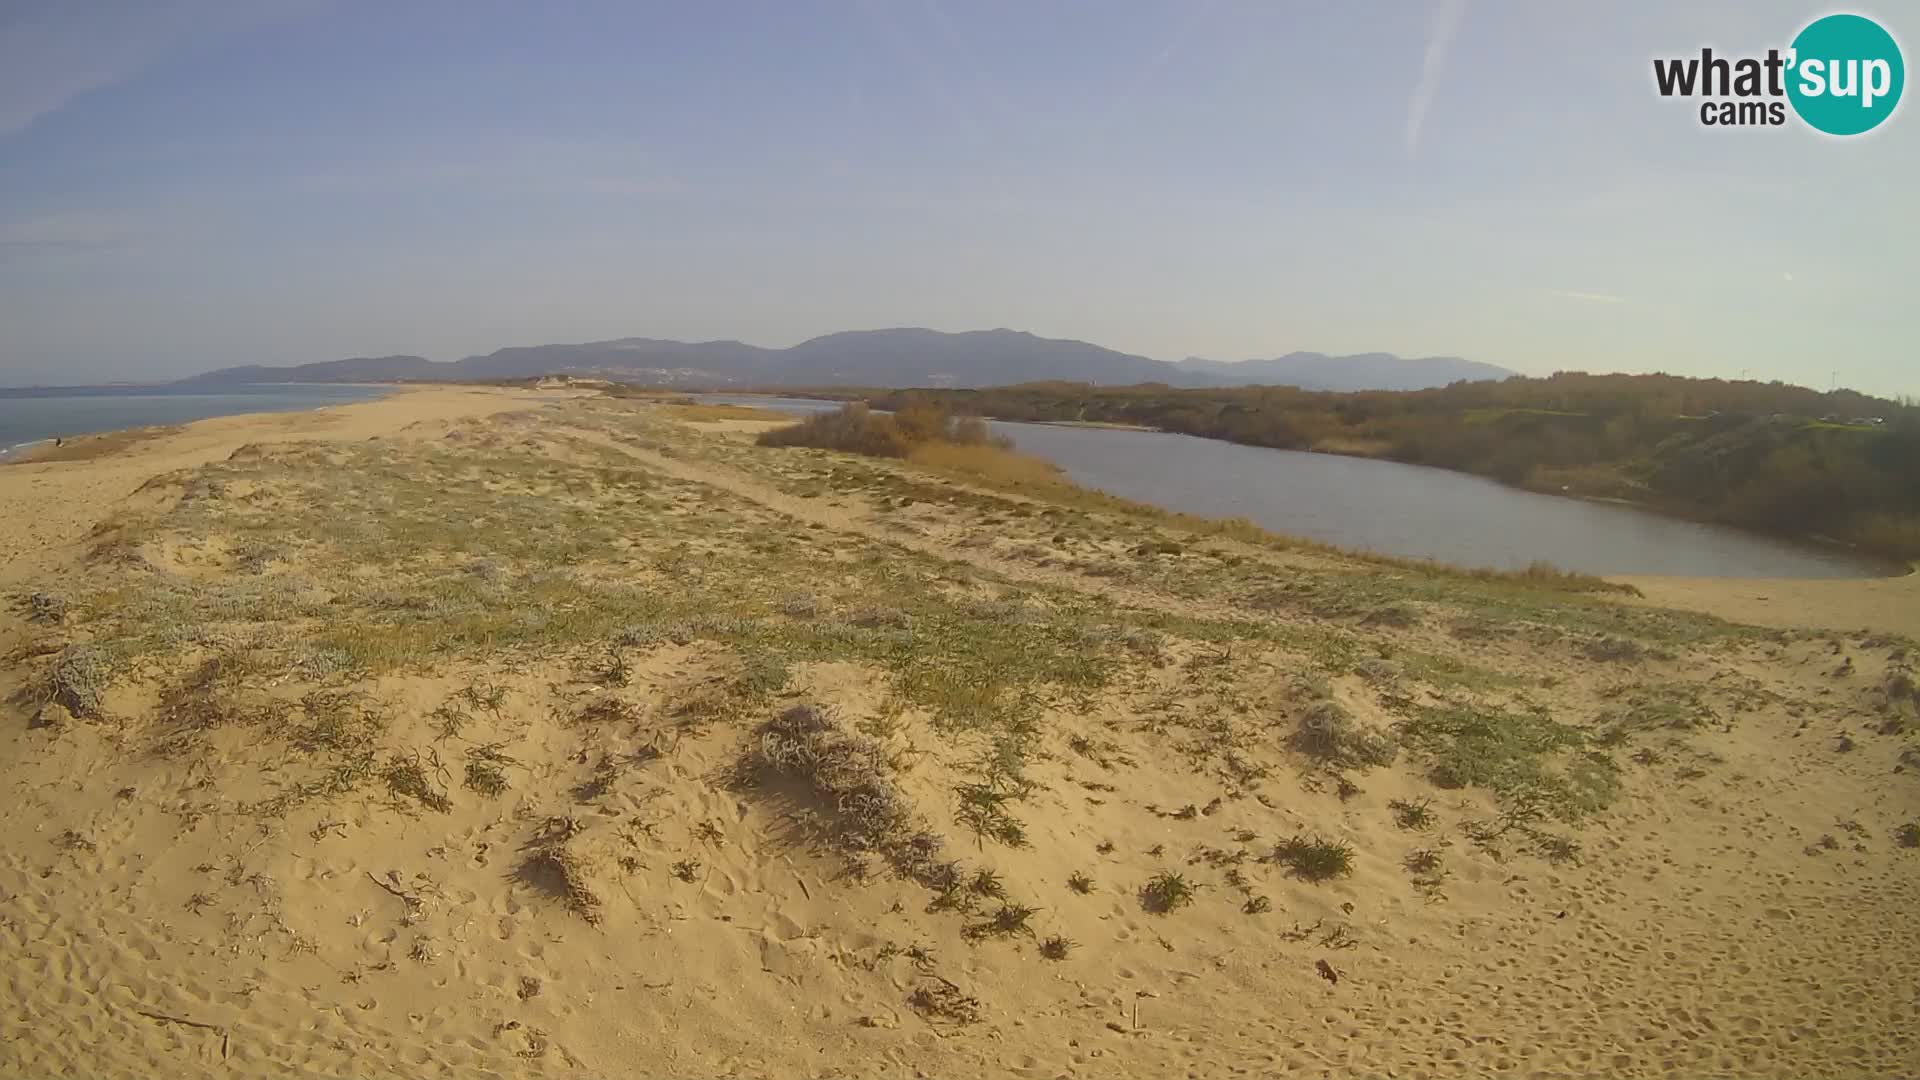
[2,391,1915,1078]
[842,383,1920,566]
[706,395,1891,579]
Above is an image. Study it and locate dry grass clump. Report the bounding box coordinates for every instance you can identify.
[1291,698,1398,770]
[1887,667,1917,701]
[1583,636,1647,663]
[1388,796,1437,830]
[1404,848,1448,899]
[28,592,66,624]
[54,829,96,852]
[382,751,453,812]
[463,744,516,796]
[464,760,509,796]
[906,442,1061,488]
[45,644,115,719]
[517,817,606,924]
[848,607,912,630]
[962,901,1037,940]
[573,695,642,727]
[743,704,947,882]
[908,978,981,1024]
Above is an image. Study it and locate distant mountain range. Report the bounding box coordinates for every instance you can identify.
[176,328,1516,392]
[1172,352,1516,392]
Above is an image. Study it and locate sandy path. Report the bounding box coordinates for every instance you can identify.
[0,387,573,587]
[584,430,1256,621]
[1619,572,1920,640]
[607,427,1920,650]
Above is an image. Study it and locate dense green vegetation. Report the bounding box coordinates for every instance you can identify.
[832,374,1920,561]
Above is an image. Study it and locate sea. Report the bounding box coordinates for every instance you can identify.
[0,384,391,458]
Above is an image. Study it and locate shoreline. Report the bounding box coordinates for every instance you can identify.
[0,382,398,460]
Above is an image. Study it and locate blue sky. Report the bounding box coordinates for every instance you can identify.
[1,1,1914,394]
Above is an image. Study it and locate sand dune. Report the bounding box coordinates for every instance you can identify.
[1,392,1914,1078]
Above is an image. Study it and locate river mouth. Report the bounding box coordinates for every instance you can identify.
[696,395,1897,581]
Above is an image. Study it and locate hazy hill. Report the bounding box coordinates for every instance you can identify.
[1176,352,1516,391]
[177,329,1511,391]
[175,354,442,385]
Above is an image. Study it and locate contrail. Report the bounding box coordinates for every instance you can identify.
[1405,0,1468,158]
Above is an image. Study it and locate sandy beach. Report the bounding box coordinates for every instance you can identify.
[2,389,1915,1079]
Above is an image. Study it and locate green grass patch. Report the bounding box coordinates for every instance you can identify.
[1397,704,1620,821]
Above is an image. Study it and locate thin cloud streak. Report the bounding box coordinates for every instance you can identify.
[1546,289,1629,305]
[0,1,309,138]
[1404,0,1467,158]
[293,140,685,198]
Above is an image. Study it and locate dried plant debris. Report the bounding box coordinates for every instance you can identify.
[908,978,981,1024]
[742,704,949,884]
[517,817,607,924]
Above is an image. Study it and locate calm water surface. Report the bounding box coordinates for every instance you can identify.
[0,384,390,455]
[698,395,1887,580]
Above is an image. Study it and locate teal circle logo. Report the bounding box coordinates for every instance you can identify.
[1787,14,1904,135]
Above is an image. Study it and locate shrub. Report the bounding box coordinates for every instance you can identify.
[893,401,952,444]
[950,416,996,446]
[757,401,1012,463]
[757,404,912,458]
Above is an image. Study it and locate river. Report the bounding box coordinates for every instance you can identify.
[694,395,1890,579]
